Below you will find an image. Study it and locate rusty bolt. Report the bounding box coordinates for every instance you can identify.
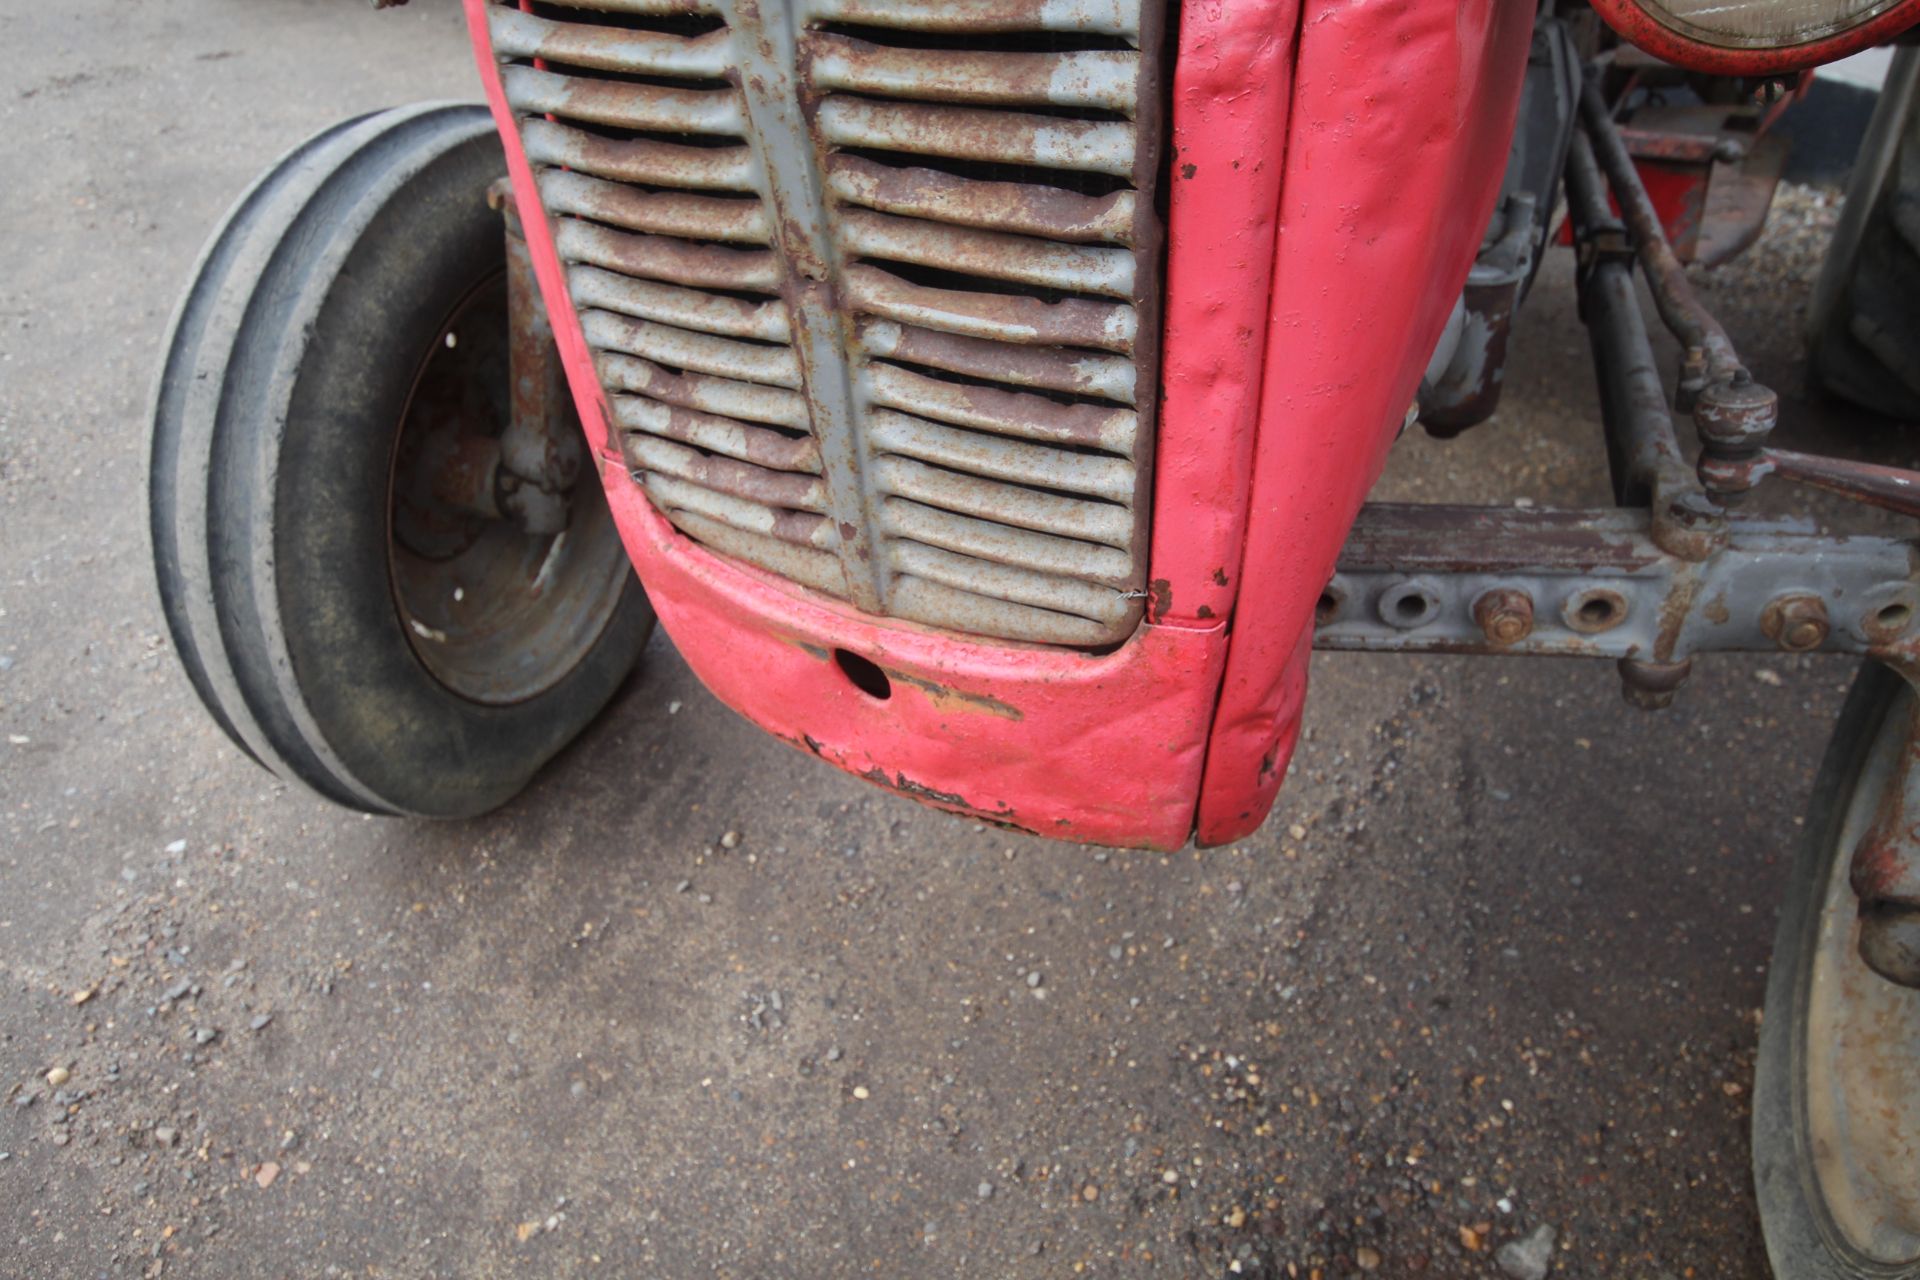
[1760,594,1830,653]
[1472,588,1534,646]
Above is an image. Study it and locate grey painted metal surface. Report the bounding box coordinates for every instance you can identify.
[1317,504,1919,664]
[486,0,1165,646]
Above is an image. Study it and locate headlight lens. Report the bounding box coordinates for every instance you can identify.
[1638,0,1905,49]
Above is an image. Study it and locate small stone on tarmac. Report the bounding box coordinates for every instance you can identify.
[720,831,740,849]
[851,1085,869,1100]
[254,1161,280,1189]
[1495,1224,1556,1280]
[1356,1245,1382,1270]
[45,1067,69,1087]
[249,1014,272,1032]
[153,1126,178,1147]
[977,1182,993,1199]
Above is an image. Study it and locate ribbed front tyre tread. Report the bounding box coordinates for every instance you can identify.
[149,103,654,817]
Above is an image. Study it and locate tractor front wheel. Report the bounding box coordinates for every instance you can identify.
[149,103,653,818]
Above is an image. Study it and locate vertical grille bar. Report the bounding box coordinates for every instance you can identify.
[720,0,887,613]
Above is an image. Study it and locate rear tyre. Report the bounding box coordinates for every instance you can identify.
[1807,47,1920,420]
[1753,661,1920,1278]
[149,104,653,818]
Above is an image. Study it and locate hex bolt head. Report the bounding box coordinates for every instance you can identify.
[1472,588,1534,646]
[1760,594,1830,653]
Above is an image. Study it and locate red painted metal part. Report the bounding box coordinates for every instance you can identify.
[1551,160,1709,258]
[462,0,1231,850]
[1589,0,1920,76]
[1193,0,1541,845]
[464,0,1541,848]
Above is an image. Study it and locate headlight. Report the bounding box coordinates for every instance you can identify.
[1591,0,1920,73]
[1649,0,1902,47]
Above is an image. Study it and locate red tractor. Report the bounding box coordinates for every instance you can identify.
[149,1,1920,1273]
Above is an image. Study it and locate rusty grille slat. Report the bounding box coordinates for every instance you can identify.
[635,471,834,547]
[491,0,1166,646]
[890,576,1115,647]
[539,171,771,245]
[806,35,1139,111]
[864,361,1136,451]
[825,155,1135,244]
[667,508,849,596]
[598,354,810,429]
[554,220,781,292]
[521,119,758,192]
[874,456,1134,547]
[882,497,1135,585]
[580,310,801,388]
[626,434,830,511]
[807,0,1141,37]
[845,265,1137,352]
[612,396,820,471]
[488,7,732,78]
[500,66,746,136]
[814,98,1137,177]
[838,208,1135,297]
[859,319,1137,403]
[570,265,790,343]
[866,410,1135,502]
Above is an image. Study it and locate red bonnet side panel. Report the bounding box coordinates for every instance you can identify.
[1196,0,1540,844]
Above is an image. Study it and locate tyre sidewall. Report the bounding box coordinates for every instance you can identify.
[257,126,649,817]
[1754,661,1918,1280]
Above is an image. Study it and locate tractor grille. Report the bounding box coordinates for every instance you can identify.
[489,0,1166,647]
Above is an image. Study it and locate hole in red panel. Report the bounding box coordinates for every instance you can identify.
[833,649,892,701]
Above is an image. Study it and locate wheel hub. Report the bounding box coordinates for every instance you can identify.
[388,275,629,707]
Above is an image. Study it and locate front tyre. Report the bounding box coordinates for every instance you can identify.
[149,104,654,818]
[1754,661,1920,1278]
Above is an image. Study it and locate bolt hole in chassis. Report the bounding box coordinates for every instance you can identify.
[146,0,1920,1275]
